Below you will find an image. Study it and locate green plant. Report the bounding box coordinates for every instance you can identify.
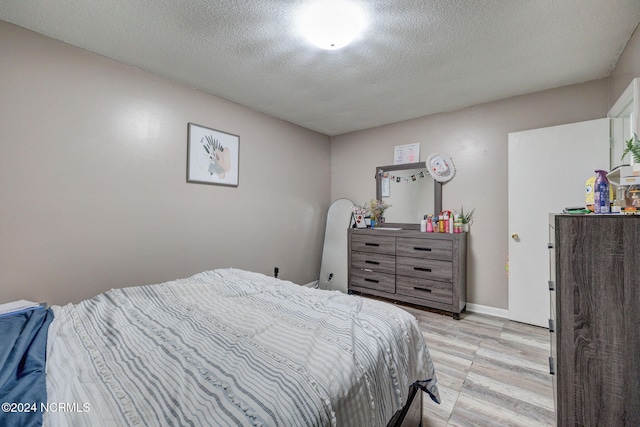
[458,206,475,225]
[621,133,640,162]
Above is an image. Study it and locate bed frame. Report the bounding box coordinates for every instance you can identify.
[387,384,423,427]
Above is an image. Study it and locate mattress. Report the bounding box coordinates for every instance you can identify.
[43,269,439,426]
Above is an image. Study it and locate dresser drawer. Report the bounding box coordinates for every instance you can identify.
[350,269,395,293]
[396,276,453,305]
[396,237,452,260]
[396,257,452,281]
[347,229,466,319]
[351,234,395,255]
[351,251,395,275]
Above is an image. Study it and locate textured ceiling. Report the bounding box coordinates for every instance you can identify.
[1,0,640,136]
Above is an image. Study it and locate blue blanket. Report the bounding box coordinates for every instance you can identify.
[0,308,54,427]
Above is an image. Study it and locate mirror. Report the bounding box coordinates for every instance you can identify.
[375,162,442,229]
[608,77,639,169]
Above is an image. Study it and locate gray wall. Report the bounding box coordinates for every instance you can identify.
[609,25,640,106]
[2,18,639,312]
[0,22,331,305]
[331,81,611,311]
[330,25,640,311]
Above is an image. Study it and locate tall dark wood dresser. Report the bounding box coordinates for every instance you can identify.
[549,215,640,426]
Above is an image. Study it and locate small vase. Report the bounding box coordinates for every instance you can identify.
[462,223,470,232]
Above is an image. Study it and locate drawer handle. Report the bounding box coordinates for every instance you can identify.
[364,278,379,284]
[413,247,432,252]
[413,287,432,293]
[414,267,432,272]
[549,357,555,375]
[365,260,380,265]
[365,243,380,247]
[548,319,554,332]
[548,281,555,291]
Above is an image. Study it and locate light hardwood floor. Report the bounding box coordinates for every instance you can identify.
[402,306,555,427]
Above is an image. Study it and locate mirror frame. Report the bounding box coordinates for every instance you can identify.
[375,162,442,230]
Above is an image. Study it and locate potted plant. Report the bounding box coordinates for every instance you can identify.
[622,133,640,175]
[458,206,475,232]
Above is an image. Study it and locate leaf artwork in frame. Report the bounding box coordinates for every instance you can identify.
[187,123,239,187]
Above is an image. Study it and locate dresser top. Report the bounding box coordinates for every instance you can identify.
[349,228,467,241]
[552,213,640,219]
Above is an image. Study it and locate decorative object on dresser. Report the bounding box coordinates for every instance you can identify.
[458,206,474,232]
[348,228,467,319]
[548,215,640,426]
[366,198,391,228]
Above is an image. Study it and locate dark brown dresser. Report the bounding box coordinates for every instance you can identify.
[348,228,466,319]
[549,214,640,426]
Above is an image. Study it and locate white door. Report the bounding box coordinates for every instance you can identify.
[508,119,609,327]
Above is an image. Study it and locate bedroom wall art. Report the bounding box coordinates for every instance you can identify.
[187,122,240,186]
[393,143,420,165]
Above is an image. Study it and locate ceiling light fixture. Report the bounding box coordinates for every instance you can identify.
[299,1,366,50]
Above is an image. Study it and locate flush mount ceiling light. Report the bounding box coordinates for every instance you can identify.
[299,1,366,50]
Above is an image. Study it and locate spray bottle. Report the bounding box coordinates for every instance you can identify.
[593,170,610,214]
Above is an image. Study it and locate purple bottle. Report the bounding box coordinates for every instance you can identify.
[593,170,610,214]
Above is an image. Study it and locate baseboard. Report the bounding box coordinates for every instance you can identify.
[465,303,508,319]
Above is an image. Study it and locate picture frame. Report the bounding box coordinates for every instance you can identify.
[353,213,367,228]
[381,176,390,198]
[187,122,239,186]
[393,143,420,165]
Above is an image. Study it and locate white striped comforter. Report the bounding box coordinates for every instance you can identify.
[44,269,439,426]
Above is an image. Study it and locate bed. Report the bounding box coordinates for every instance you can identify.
[2,268,439,426]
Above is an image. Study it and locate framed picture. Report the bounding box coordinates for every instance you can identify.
[187,122,239,186]
[353,213,367,228]
[393,143,420,165]
[381,176,390,198]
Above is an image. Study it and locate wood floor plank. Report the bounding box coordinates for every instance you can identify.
[395,303,555,426]
[448,391,554,427]
[463,368,554,413]
[362,298,555,425]
[424,383,461,422]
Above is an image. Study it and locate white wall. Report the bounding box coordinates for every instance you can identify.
[0,21,331,305]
